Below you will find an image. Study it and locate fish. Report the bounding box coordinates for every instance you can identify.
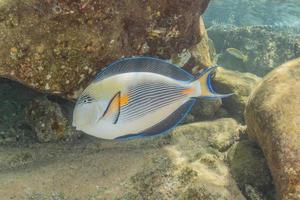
[72,57,232,140]
[226,48,248,62]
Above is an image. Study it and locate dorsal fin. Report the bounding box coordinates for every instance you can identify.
[94,57,194,82]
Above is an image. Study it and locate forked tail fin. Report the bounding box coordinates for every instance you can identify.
[195,66,234,98]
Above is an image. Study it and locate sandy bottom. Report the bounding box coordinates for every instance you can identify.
[0,137,166,200]
[0,119,247,200]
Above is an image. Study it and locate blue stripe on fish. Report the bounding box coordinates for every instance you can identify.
[115,98,196,140]
[93,57,195,83]
[121,94,185,121]
[121,95,185,121]
[119,81,186,121]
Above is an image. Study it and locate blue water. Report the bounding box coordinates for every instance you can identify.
[204,0,300,28]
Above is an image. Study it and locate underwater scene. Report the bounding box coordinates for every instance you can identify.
[0,0,299,199]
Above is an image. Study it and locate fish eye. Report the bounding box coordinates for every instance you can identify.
[78,94,94,105]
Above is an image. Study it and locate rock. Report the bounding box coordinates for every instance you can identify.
[191,98,222,121]
[215,107,230,118]
[163,118,245,199]
[213,67,261,121]
[189,16,214,69]
[178,185,226,200]
[117,118,244,200]
[0,0,210,99]
[245,58,300,200]
[24,97,79,142]
[0,78,37,143]
[208,25,300,76]
[228,140,275,200]
[173,16,217,128]
[182,113,195,124]
[173,118,240,155]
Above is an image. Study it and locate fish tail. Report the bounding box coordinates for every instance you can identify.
[192,66,234,98]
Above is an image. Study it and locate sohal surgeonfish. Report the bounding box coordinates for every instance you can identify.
[72,57,232,140]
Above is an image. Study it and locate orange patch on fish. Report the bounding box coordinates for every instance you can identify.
[107,94,129,115]
[120,95,129,107]
[198,73,211,96]
[181,88,194,95]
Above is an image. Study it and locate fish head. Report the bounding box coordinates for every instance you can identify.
[72,93,103,130]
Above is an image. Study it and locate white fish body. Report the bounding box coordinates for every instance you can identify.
[73,57,231,140]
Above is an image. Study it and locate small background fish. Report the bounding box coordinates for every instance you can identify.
[226,48,248,62]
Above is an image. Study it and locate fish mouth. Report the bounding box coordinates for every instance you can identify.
[73,125,81,131]
[72,120,79,130]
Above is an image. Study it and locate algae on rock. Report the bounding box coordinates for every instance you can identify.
[245,58,300,200]
[0,78,38,144]
[24,97,80,142]
[0,0,210,99]
[228,140,275,200]
[213,67,261,121]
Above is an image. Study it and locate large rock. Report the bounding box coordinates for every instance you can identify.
[245,58,300,200]
[0,0,209,99]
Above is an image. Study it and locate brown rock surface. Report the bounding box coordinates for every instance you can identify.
[245,58,300,200]
[0,0,210,99]
[214,67,261,121]
[190,16,214,69]
[24,97,80,142]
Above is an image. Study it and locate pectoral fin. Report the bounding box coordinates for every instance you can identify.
[102,92,121,124]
